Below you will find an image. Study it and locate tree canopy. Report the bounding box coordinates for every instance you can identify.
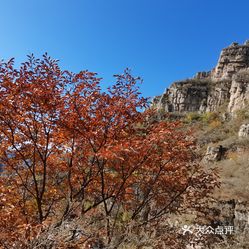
[0,55,218,249]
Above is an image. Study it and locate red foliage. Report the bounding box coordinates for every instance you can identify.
[0,55,219,248]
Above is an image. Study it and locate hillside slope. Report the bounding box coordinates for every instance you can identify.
[152,41,249,249]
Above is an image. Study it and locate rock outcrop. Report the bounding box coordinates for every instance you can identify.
[238,124,249,138]
[213,41,249,80]
[203,145,227,162]
[228,70,249,112]
[216,199,249,232]
[152,41,249,114]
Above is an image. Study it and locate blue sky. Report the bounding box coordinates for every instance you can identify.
[1,0,249,99]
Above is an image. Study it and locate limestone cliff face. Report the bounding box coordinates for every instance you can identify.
[228,70,249,112]
[213,41,249,80]
[152,41,249,114]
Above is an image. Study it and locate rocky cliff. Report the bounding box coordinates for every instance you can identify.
[152,41,249,114]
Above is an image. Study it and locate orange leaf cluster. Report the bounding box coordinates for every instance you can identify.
[0,55,218,248]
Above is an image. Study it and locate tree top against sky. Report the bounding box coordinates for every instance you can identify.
[1,0,249,98]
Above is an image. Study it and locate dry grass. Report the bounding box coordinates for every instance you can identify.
[212,151,249,201]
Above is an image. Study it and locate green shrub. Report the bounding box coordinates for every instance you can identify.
[185,111,220,124]
[235,108,249,121]
[185,112,202,122]
[201,112,219,123]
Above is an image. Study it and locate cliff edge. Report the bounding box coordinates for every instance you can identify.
[152,41,249,114]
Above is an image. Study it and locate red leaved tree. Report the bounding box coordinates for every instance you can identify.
[0,55,219,249]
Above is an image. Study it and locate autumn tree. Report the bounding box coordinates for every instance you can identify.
[0,55,219,249]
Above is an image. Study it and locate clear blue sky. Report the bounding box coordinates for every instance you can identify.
[1,0,249,99]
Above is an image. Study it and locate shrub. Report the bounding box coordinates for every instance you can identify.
[185,112,202,122]
[201,112,219,123]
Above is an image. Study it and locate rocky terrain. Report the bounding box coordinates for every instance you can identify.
[152,40,249,115]
[152,41,249,249]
